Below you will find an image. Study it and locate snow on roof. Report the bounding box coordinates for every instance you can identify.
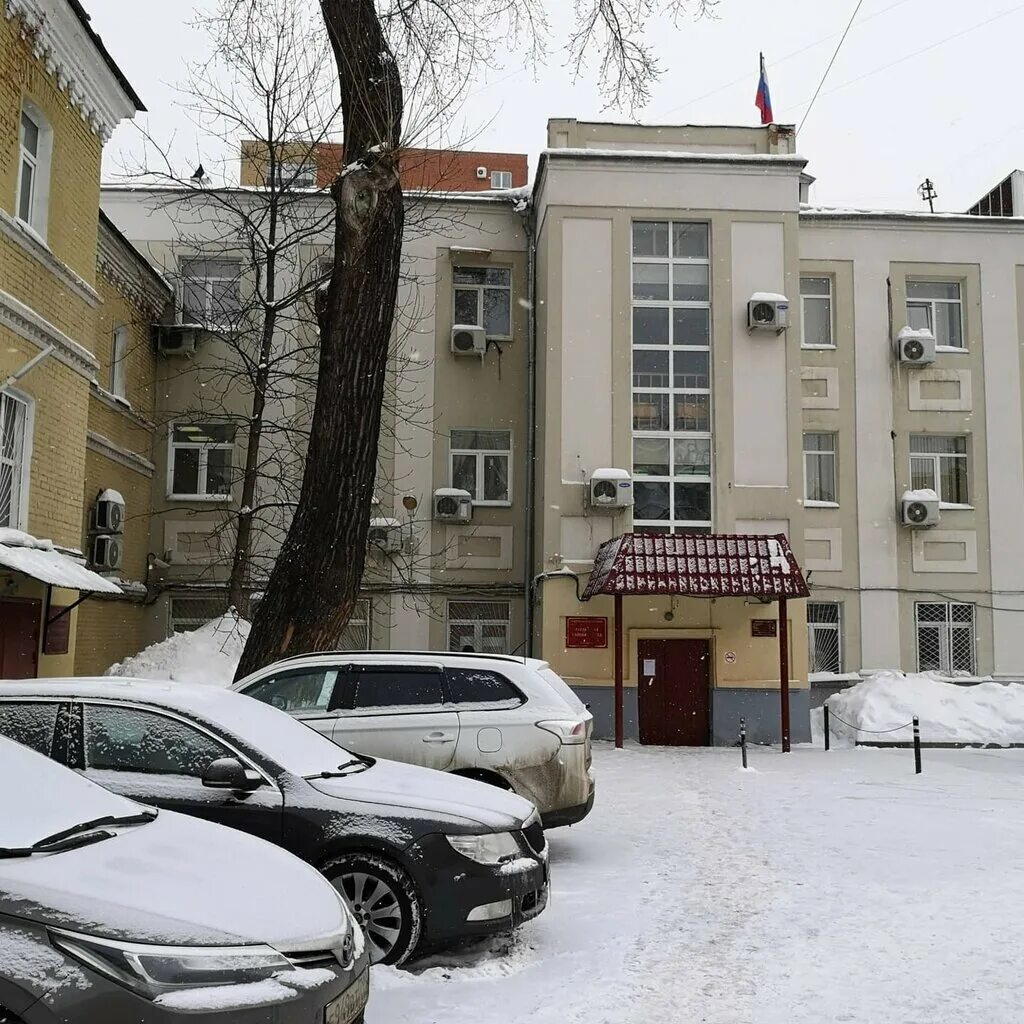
[545,148,806,165]
[0,529,121,594]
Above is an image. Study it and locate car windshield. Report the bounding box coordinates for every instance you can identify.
[0,736,145,850]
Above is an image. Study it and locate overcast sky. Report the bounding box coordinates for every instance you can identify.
[87,0,1022,212]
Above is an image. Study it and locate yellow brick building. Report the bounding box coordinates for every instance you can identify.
[0,0,149,677]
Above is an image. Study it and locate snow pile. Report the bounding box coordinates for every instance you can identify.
[0,527,55,550]
[106,612,249,685]
[814,671,1024,745]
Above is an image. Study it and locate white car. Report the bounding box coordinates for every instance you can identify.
[234,653,595,827]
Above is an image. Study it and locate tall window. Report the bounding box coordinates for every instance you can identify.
[109,325,128,397]
[450,429,511,505]
[916,602,975,674]
[906,281,963,349]
[453,267,511,337]
[0,392,29,530]
[168,423,235,498]
[807,602,842,673]
[16,106,50,235]
[910,435,968,505]
[180,258,242,326]
[801,276,833,347]
[631,220,712,534]
[447,601,510,654]
[490,170,512,189]
[803,432,837,504]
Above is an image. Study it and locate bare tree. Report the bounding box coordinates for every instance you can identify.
[236,0,718,676]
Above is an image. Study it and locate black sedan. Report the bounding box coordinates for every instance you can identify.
[0,678,549,965]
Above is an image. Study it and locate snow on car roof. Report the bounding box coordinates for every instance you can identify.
[0,678,349,778]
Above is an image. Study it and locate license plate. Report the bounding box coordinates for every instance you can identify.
[325,969,369,1024]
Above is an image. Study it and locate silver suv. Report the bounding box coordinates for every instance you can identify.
[234,653,595,827]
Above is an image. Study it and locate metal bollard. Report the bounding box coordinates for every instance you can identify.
[823,703,831,751]
[740,718,748,769]
[913,716,922,774]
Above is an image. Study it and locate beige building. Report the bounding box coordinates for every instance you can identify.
[100,118,1024,744]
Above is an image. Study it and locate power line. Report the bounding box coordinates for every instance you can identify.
[798,0,867,134]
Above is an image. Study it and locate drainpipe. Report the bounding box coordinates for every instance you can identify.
[522,204,539,656]
[4,345,55,389]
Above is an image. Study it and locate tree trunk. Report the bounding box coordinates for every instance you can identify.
[235,0,403,678]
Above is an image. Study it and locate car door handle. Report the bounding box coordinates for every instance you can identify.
[422,732,456,743]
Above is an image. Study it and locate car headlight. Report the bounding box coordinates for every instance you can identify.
[446,831,522,865]
[49,928,292,999]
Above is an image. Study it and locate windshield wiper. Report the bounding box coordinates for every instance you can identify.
[33,810,158,850]
[0,830,118,859]
[306,758,368,779]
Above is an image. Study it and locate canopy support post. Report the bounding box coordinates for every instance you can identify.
[779,596,790,752]
[614,593,624,749]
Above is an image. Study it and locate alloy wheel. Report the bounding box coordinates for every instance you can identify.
[339,869,404,963]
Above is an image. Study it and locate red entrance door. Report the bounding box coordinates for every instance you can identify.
[0,598,42,678]
[637,639,711,746]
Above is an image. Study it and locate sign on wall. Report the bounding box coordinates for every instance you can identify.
[44,608,71,656]
[751,619,778,638]
[565,616,608,649]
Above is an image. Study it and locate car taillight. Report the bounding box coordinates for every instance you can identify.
[536,720,586,744]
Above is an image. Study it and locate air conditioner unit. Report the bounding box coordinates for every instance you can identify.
[475,166,488,180]
[896,326,936,366]
[451,324,487,357]
[368,517,403,554]
[433,488,473,523]
[156,324,197,356]
[901,489,940,529]
[90,533,123,571]
[747,293,790,333]
[588,468,634,510]
[91,489,125,534]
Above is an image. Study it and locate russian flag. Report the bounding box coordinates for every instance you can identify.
[755,53,773,125]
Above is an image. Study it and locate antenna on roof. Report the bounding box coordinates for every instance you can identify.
[918,178,938,214]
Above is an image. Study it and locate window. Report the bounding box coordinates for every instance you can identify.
[0,391,29,530]
[490,170,512,189]
[109,325,128,397]
[447,600,510,654]
[910,435,968,505]
[180,258,242,326]
[801,276,833,347]
[169,423,235,498]
[807,603,843,674]
[0,701,60,756]
[453,267,511,337]
[83,704,231,777]
[445,668,522,705]
[916,602,975,675]
[450,429,511,504]
[337,600,371,650]
[245,669,340,713]
[803,432,837,504]
[168,599,226,634]
[274,159,316,188]
[351,669,444,710]
[631,221,712,533]
[906,281,963,349]
[16,105,49,235]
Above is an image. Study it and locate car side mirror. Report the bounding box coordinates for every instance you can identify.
[202,757,262,792]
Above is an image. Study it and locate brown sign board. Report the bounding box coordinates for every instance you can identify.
[751,619,778,638]
[566,616,608,649]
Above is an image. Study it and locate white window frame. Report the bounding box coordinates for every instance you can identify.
[909,435,969,507]
[167,423,235,500]
[631,220,713,534]
[0,389,32,531]
[906,280,964,351]
[274,159,316,189]
[179,257,242,327]
[490,170,512,189]
[800,275,834,348]
[803,432,838,506]
[449,429,512,506]
[16,102,51,240]
[109,324,128,397]
[452,266,512,339]
[915,601,976,675]
[807,601,843,674]
[447,600,511,654]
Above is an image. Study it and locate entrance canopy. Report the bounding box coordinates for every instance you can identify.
[582,533,809,600]
[0,529,121,594]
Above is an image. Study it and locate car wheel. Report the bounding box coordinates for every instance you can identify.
[323,853,422,966]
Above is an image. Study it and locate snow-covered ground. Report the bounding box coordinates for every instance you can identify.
[370,742,1024,1023]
